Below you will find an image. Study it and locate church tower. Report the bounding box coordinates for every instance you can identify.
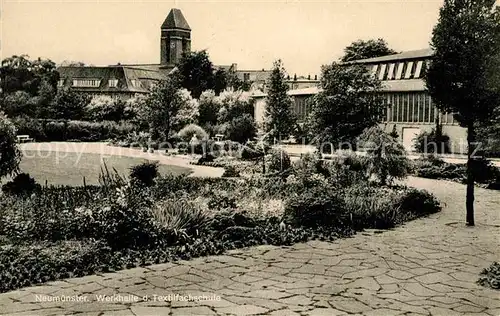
[160,8,191,66]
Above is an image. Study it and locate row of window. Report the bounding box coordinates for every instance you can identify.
[382,92,455,124]
[371,59,430,81]
[72,79,101,88]
[58,79,121,88]
[289,92,455,125]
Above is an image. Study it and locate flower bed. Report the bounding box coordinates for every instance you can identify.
[413,156,500,190]
[0,154,441,293]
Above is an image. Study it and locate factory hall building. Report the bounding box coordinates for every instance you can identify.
[253,49,467,153]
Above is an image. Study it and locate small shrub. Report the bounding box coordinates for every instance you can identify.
[240,146,262,160]
[2,173,41,196]
[130,162,159,186]
[328,152,369,187]
[222,165,240,178]
[207,191,237,211]
[197,153,215,164]
[478,262,500,290]
[342,185,399,229]
[177,124,209,143]
[284,187,346,228]
[396,188,441,216]
[359,126,411,185]
[414,125,450,154]
[267,149,291,173]
[151,198,212,238]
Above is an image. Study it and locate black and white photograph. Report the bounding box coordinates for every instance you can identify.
[0,0,499,315]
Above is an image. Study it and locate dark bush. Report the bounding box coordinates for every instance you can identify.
[11,117,46,141]
[130,162,159,186]
[284,188,346,228]
[222,165,240,178]
[197,153,215,164]
[396,188,441,216]
[267,149,291,173]
[225,114,257,143]
[2,173,41,196]
[207,191,237,211]
[240,146,262,160]
[414,125,450,154]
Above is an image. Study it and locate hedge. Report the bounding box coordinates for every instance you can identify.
[12,117,136,142]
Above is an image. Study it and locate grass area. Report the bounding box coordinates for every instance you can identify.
[11,151,192,186]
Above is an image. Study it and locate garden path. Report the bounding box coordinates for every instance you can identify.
[19,142,224,178]
[0,177,499,315]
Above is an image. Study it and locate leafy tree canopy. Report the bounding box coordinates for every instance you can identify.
[425,0,500,226]
[174,50,216,99]
[426,0,500,126]
[341,38,397,62]
[310,63,383,150]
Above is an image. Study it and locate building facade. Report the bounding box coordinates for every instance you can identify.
[57,8,310,100]
[253,49,467,153]
[350,48,466,152]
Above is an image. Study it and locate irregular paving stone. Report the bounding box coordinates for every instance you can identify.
[304,307,347,315]
[387,270,415,280]
[414,272,454,284]
[216,304,268,315]
[328,297,373,314]
[268,309,302,316]
[171,306,216,315]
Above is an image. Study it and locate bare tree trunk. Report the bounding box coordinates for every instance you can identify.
[466,123,475,226]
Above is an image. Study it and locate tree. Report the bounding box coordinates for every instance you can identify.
[174,50,215,99]
[264,60,296,141]
[425,0,500,226]
[341,38,397,62]
[198,90,221,128]
[170,88,200,132]
[225,114,257,143]
[216,88,253,124]
[310,63,383,151]
[0,55,58,118]
[0,112,22,179]
[86,95,125,122]
[49,87,90,120]
[143,77,181,141]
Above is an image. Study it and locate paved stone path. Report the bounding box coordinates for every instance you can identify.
[0,177,499,316]
[19,142,224,178]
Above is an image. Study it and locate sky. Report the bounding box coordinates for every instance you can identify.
[1,0,447,76]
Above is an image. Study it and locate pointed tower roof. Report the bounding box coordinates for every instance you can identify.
[161,8,191,30]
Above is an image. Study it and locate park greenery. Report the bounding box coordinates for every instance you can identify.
[425,0,500,226]
[1,0,500,294]
[0,148,441,293]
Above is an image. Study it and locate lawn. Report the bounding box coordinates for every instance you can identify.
[12,151,192,186]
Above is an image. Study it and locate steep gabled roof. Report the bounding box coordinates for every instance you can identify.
[161,8,191,30]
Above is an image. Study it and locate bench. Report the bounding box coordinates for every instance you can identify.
[16,135,34,143]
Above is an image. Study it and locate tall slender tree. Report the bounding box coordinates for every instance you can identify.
[425,0,500,226]
[264,60,296,141]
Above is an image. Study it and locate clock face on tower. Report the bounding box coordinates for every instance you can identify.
[170,42,176,49]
